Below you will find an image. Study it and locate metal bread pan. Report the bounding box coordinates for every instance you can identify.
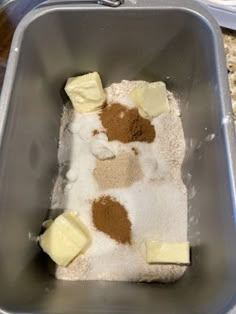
[0,0,236,313]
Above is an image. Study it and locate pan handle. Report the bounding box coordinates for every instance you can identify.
[45,0,124,7]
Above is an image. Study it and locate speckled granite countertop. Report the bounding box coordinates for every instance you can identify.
[223,29,236,123]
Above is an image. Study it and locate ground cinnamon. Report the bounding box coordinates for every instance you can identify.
[92,196,132,244]
[92,129,99,136]
[131,147,139,155]
[100,103,155,143]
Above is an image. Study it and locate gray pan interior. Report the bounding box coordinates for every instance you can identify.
[0,0,236,313]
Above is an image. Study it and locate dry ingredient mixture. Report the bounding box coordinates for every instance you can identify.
[51,80,188,282]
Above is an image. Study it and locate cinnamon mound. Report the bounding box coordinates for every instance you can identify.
[100,103,155,143]
[92,196,132,244]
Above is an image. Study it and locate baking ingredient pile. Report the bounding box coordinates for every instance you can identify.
[39,72,189,282]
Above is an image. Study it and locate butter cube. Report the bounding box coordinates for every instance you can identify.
[39,212,90,267]
[131,82,169,119]
[130,85,146,107]
[145,240,190,265]
[65,72,106,113]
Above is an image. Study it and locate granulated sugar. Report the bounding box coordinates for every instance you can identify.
[51,80,188,282]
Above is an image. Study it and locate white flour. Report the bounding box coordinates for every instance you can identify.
[51,80,188,282]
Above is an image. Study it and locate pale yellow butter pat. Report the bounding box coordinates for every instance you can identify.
[39,212,90,267]
[145,240,190,265]
[130,82,169,119]
[65,72,106,113]
[130,85,146,107]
